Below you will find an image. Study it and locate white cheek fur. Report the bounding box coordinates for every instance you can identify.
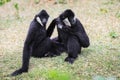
[36,17,43,26]
[73,17,77,24]
[58,24,63,29]
[74,17,76,21]
[63,18,71,26]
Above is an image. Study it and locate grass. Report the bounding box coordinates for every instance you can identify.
[0,0,120,80]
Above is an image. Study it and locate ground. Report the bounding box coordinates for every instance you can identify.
[0,0,120,80]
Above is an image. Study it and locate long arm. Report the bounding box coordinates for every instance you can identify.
[47,19,56,37]
[11,24,35,76]
[21,29,34,70]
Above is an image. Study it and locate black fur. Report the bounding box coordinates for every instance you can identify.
[48,9,90,64]
[59,9,90,48]
[11,10,63,76]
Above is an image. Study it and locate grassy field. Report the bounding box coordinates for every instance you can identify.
[0,0,120,80]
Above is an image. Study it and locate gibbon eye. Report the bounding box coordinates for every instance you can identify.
[62,16,65,19]
[60,15,65,20]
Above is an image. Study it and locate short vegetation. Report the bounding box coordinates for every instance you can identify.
[0,0,120,80]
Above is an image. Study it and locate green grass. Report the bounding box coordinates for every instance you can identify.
[0,0,120,80]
